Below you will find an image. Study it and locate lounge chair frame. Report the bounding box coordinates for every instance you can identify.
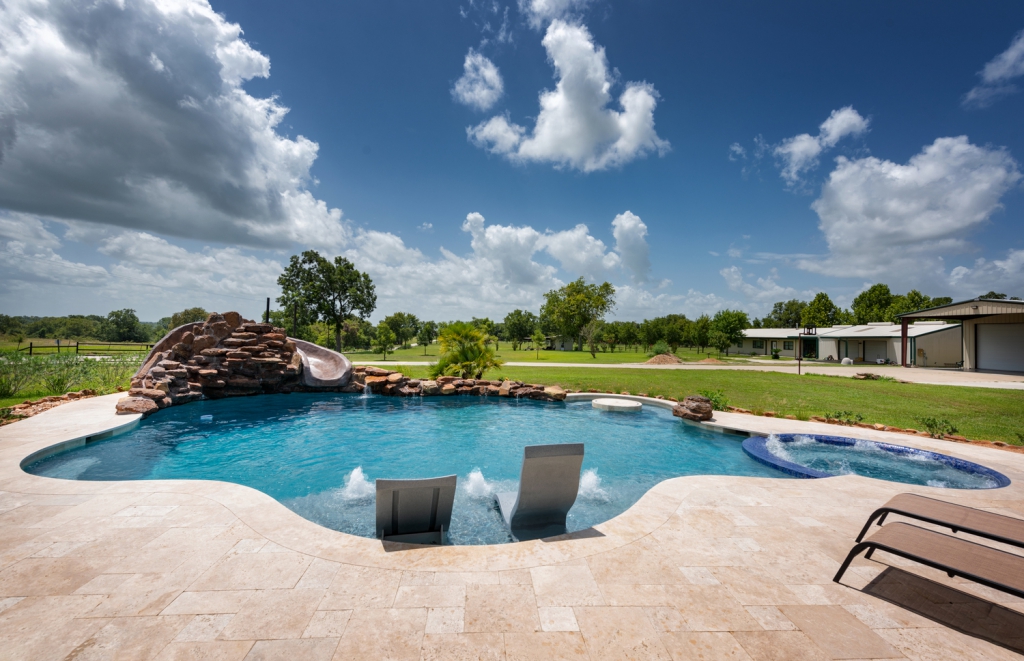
[855,493,1024,549]
[834,522,1024,600]
[376,475,457,545]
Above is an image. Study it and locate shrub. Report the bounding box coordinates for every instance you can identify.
[697,388,729,411]
[39,354,87,395]
[89,353,146,394]
[648,340,671,357]
[917,417,958,439]
[823,410,863,425]
[0,351,35,399]
[429,322,503,379]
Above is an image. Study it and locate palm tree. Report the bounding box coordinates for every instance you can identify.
[429,322,504,379]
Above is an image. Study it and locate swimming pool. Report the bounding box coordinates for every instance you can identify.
[744,433,1009,489]
[24,393,785,545]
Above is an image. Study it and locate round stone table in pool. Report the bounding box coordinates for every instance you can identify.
[591,398,642,412]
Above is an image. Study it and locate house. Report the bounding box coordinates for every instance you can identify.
[897,298,1024,372]
[741,322,962,365]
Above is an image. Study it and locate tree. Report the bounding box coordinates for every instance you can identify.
[277,251,376,352]
[931,296,954,307]
[169,307,208,329]
[601,322,620,352]
[540,278,615,350]
[980,291,1008,300]
[373,322,396,360]
[691,315,711,354]
[711,309,749,355]
[531,329,546,359]
[429,322,503,379]
[709,330,731,358]
[417,321,438,355]
[761,300,807,328]
[802,292,848,328]
[104,309,147,342]
[638,320,662,352]
[383,312,419,348]
[852,284,893,324]
[503,309,538,350]
[580,321,603,358]
[620,321,639,351]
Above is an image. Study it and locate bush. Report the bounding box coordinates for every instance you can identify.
[648,340,671,357]
[697,388,729,411]
[39,354,87,395]
[917,417,958,439]
[823,410,863,425]
[88,353,146,394]
[0,351,34,399]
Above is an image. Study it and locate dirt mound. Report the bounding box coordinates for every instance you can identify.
[644,353,684,365]
[696,358,725,364]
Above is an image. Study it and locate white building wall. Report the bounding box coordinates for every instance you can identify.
[914,326,962,367]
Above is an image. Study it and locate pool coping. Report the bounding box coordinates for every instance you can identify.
[3,392,1024,573]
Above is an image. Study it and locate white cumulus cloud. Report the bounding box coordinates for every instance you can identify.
[452,49,504,111]
[774,106,869,185]
[0,0,347,251]
[611,211,650,284]
[964,29,1024,108]
[468,21,669,172]
[518,0,593,29]
[796,136,1021,285]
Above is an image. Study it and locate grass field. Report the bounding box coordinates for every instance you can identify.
[0,338,152,355]
[379,364,1024,444]
[344,344,761,364]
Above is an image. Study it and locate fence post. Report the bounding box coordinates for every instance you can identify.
[76,342,80,355]
[29,342,33,356]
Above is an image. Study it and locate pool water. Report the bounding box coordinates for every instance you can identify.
[24,393,785,545]
[763,434,1007,489]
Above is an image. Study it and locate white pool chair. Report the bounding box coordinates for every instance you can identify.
[495,443,584,541]
[375,475,457,545]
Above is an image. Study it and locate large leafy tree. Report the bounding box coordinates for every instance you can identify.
[759,299,807,328]
[801,292,851,328]
[104,309,148,342]
[711,309,749,355]
[852,284,893,324]
[383,312,420,348]
[540,278,615,350]
[277,251,376,352]
[373,322,396,359]
[690,314,711,353]
[503,309,538,350]
[169,307,208,328]
[417,321,438,355]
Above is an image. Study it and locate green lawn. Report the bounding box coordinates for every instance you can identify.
[345,345,754,364]
[379,365,1024,444]
[0,338,152,355]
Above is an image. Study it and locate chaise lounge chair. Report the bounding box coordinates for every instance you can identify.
[495,443,584,542]
[375,475,457,545]
[833,522,1024,600]
[855,493,1024,549]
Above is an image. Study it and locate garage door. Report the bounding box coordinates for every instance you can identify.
[864,340,888,363]
[977,324,1024,372]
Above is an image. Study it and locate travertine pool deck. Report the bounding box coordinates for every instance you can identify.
[2,394,1024,660]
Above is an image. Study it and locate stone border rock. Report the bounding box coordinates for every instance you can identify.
[1,390,98,426]
[345,366,567,401]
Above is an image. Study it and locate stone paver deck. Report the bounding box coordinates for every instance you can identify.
[2,394,1024,660]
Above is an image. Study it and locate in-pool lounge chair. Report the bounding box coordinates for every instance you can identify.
[495,443,584,542]
[833,522,1024,600]
[855,493,1024,549]
[375,475,457,545]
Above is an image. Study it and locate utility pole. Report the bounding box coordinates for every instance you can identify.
[265,297,270,324]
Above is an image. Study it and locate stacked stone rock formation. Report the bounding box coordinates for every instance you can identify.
[116,312,303,415]
[672,395,714,421]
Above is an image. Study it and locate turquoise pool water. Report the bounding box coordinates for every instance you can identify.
[24,394,785,544]
[759,434,1007,488]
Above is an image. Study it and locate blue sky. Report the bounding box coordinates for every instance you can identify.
[1,0,1022,322]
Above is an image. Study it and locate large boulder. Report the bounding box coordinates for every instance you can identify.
[672,395,714,422]
[116,397,159,416]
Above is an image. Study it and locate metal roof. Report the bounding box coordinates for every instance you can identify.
[897,297,1024,319]
[744,322,959,340]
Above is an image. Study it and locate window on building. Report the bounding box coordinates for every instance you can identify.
[783,341,794,350]
[752,340,765,349]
